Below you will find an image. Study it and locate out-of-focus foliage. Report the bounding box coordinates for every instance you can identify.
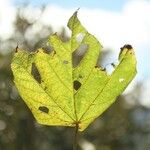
[0,7,149,150]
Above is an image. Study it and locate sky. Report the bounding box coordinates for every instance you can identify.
[12,0,129,11]
[0,0,150,104]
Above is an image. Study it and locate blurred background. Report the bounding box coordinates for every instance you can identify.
[0,0,150,150]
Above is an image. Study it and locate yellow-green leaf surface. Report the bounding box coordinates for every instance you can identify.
[11,12,137,131]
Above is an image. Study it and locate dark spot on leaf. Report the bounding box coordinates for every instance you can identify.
[31,63,41,83]
[124,44,133,50]
[39,106,49,114]
[63,60,69,64]
[95,65,99,68]
[73,80,81,90]
[121,44,133,50]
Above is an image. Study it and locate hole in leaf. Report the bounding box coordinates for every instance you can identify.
[73,80,81,90]
[97,49,116,69]
[72,44,88,67]
[63,60,69,64]
[76,33,85,43]
[39,106,49,114]
[31,63,41,83]
[119,78,125,83]
[105,64,115,75]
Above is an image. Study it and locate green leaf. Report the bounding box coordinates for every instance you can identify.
[11,12,137,131]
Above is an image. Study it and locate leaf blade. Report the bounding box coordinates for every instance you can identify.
[12,50,75,126]
[78,48,137,130]
[11,12,137,131]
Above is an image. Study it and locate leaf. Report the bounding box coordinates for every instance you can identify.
[11,11,137,131]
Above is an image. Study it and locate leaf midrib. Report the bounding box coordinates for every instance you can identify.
[71,14,78,122]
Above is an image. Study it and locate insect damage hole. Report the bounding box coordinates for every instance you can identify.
[105,64,115,75]
[119,78,125,83]
[76,33,85,43]
[38,106,49,114]
[72,44,89,67]
[31,63,41,83]
[73,80,81,90]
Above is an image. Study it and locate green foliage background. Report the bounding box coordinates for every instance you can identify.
[0,7,149,150]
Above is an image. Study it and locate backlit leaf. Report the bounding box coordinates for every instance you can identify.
[11,11,137,131]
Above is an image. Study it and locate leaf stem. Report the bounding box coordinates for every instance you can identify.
[73,123,79,150]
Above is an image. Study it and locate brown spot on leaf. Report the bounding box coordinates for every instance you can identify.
[121,44,133,51]
[39,106,49,114]
[73,80,81,90]
[31,63,41,83]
